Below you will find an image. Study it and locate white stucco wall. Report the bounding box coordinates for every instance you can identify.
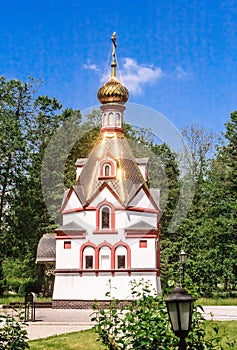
[129,188,154,209]
[53,273,161,300]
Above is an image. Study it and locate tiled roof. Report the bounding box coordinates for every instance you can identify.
[76,132,148,206]
[126,220,157,230]
[36,234,56,264]
[54,221,86,233]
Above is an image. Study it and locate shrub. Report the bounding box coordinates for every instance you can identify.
[92,279,236,350]
[0,309,29,349]
[18,279,41,296]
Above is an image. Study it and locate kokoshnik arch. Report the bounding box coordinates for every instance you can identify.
[36,33,161,308]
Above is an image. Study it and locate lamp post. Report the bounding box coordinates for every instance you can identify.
[179,250,187,286]
[165,285,194,350]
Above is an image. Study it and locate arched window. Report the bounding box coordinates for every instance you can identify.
[104,113,108,126]
[99,246,111,269]
[114,242,131,269]
[101,206,110,229]
[103,163,111,177]
[83,246,95,269]
[109,112,114,125]
[115,112,121,126]
[99,160,116,179]
[115,245,127,269]
[95,202,116,233]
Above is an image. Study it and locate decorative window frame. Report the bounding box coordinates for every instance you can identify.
[98,242,113,269]
[80,241,130,270]
[94,201,117,234]
[114,242,131,269]
[99,160,116,179]
[80,242,97,269]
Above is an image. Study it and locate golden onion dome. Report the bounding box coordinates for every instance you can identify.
[97,76,129,104]
[97,32,129,105]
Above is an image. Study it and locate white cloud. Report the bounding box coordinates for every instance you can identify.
[101,57,162,95]
[83,61,100,72]
[174,66,188,80]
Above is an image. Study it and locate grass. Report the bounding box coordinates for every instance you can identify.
[1,295,237,306]
[29,329,105,350]
[29,323,237,350]
[0,295,52,305]
[199,297,237,306]
[205,321,237,349]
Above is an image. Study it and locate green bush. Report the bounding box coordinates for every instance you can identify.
[92,279,236,350]
[1,257,42,295]
[0,310,29,349]
[18,279,41,296]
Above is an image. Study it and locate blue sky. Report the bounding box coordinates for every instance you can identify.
[1,0,236,134]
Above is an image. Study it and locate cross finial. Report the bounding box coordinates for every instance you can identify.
[111,32,117,78]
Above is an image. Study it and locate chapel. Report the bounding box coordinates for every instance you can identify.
[36,33,161,308]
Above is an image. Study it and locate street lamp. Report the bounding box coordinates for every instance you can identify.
[179,250,187,286]
[165,285,194,350]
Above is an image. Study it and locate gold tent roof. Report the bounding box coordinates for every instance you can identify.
[75,132,148,206]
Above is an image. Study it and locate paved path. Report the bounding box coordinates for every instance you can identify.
[26,309,96,340]
[2,306,237,340]
[201,306,237,321]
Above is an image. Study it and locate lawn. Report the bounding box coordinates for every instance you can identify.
[199,297,237,306]
[29,322,237,350]
[0,295,51,305]
[1,295,237,306]
[205,321,237,349]
[29,329,105,350]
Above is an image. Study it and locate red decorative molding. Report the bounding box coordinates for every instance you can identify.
[114,241,131,269]
[98,241,114,269]
[79,240,132,270]
[56,235,86,239]
[127,184,160,212]
[80,242,97,269]
[96,201,116,231]
[99,160,116,178]
[93,230,118,234]
[54,268,160,275]
[101,126,123,133]
[61,207,84,214]
[85,182,125,208]
[127,206,159,213]
[125,230,158,238]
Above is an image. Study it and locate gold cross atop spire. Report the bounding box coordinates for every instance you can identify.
[111,32,117,78]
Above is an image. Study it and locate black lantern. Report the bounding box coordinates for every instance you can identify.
[165,285,194,350]
[179,250,187,265]
[179,250,187,285]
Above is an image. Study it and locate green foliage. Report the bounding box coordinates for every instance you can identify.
[92,280,234,350]
[0,310,29,349]
[166,116,237,297]
[1,75,237,300]
[1,257,41,295]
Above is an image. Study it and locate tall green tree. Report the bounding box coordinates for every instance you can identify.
[180,114,237,296]
[0,77,36,235]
